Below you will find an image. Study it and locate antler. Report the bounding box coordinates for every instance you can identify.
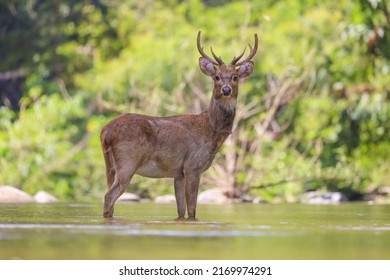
[210,46,225,65]
[230,34,258,66]
[230,46,247,66]
[197,31,225,65]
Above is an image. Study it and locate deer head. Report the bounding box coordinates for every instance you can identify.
[197,31,258,109]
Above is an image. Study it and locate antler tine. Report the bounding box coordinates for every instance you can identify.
[230,46,247,65]
[233,33,258,66]
[197,31,219,66]
[210,46,225,65]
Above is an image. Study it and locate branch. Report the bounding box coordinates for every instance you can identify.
[0,69,24,80]
[381,0,390,27]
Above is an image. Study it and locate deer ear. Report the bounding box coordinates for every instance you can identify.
[238,61,254,79]
[199,57,216,77]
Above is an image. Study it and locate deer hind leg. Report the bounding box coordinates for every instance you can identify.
[103,163,136,218]
[174,177,186,220]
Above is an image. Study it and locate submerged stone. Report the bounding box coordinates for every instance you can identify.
[197,188,231,204]
[154,195,176,204]
[301,191,348,204]
[0,186,35,203]
[34,191,59,203]
[117,192,140,202]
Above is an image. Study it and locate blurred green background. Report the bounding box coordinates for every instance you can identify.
[0,0,389,202]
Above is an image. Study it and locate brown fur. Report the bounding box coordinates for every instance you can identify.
[101,33,257,219]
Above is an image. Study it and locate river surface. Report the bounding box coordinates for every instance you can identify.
[0,202,389,259]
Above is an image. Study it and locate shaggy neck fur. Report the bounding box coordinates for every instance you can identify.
[208,97,236,133]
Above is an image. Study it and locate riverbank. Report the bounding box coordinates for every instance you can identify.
[1,185,389,205]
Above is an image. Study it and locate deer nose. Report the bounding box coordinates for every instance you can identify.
[221,86,232,96]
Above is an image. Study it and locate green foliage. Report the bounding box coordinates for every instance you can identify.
[0,94,86,198]
[0,0,389,201]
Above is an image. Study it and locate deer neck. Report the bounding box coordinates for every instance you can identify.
[207,97,236,134]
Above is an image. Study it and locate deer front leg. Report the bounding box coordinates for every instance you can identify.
[174,177,186,220]
[184,170,201,221]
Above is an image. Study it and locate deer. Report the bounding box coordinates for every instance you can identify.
[100,31,258,220]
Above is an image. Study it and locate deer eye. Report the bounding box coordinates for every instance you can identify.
[214,75,221,81]
[232,75,239,82]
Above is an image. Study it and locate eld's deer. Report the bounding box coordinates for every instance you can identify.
[101,31,258,219]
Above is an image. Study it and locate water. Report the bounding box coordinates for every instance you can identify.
[0,202,389,259]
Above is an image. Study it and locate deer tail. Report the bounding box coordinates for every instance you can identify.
[101,127,116,189]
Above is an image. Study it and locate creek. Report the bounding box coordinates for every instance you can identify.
[0,202,389,259]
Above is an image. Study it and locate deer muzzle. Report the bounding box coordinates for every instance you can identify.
[221,86,232,96]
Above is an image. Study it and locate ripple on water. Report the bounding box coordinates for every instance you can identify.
[0,223,292,238]
[329,225,390,231]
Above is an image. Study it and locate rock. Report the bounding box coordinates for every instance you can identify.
[117,192,140,202]
[364,186,390,204]
[241,194,255,203]
[197,188,231,204]
[379,186,390,195]
[0,186,35,203]
[252,197,267,204]
[301,191,348,204]
[154,195,176,204]
[34,191,59,203]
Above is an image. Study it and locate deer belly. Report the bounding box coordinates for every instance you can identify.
[135,159,180,178]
